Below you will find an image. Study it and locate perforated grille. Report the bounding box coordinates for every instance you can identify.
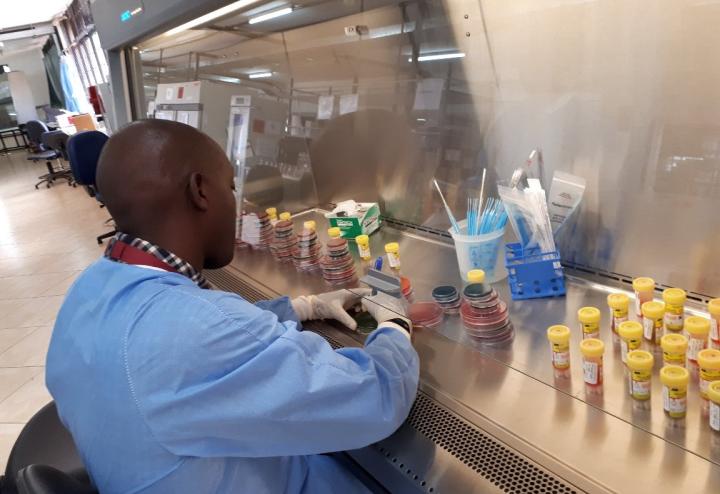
[306,326,344,349]
[205,269,271,302]
[407,393,578,494]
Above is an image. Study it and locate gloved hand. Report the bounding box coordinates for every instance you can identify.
[362,293,412,339]
[291,288,372,330]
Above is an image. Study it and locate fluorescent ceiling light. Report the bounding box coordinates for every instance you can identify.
[249,72,272,79]
[408,52,466,62]
[206,75,242,84]
[165,0,262,36]
[248,7,293,25]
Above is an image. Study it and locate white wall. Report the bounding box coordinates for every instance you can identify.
[7,71,38,123]
[0,48,51,109]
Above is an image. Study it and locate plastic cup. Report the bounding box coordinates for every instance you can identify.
[449,220,506,283]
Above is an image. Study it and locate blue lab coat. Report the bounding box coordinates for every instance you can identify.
[46,258,419,493]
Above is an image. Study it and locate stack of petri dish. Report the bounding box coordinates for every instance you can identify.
[241,212,274,250]
[320,228,357,286]
[293,221,322,272]
[270,214,297,262]
[408,301,444,329]
[460,270,513,344]
[431,285,462,314]
[235,213,249,249]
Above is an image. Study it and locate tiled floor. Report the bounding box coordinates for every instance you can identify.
[0,151,107,470]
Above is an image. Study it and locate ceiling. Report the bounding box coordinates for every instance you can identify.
[0,0,71,30]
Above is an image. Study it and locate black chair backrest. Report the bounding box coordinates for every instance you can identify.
[24,121,49,148]
[16,465,97,494]
[41,131,69,161]
[3,402,85,494]
[66,131,109,187]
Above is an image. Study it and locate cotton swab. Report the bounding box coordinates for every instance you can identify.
[434,179,460,233]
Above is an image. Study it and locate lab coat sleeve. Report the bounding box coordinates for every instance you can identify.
[255,296,300,324]
[126,288,419,458]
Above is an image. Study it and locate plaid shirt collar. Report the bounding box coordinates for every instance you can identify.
[105,232,211,289]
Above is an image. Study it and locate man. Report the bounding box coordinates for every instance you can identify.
[46,120,419,493]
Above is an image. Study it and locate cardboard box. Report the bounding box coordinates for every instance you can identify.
[325,202,381,238]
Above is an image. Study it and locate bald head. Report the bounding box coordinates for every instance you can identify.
[96,120,238,269]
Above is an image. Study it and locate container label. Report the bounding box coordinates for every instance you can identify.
[688,337,706,361]
[582,323,599,339]
[664,312,684,332]
[632,379,651,399]
[358,244,371,259]
[613,314,628,330]
[386,252,401,269]
[700,378,710,397]
[634,296,642,317]
[583,361,599,385]
[711,402,720,432]
[620,340,629,363]
[643,317,654,341]
[662,386,687,417]
[712,318,719,342]
[553,351,570,369]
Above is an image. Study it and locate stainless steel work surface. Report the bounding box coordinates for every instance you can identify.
[218,209,720,492]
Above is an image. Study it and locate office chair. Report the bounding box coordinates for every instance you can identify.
[16,465,98,494]
[24,121,71,189]
[66,131,116,245]
[40,131,74,188]
[0,402,93,494]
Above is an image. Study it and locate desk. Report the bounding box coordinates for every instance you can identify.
[0,127,27,153]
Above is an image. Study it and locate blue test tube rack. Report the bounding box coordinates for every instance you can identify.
[504,243,566,300]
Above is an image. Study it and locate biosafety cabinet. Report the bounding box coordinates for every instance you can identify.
[93,0,720,492]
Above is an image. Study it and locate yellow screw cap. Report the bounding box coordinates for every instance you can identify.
[708,381,720,404]
[607,293,630,310]
[632,277,655,293]
[328,227,342,238]
[697,349,720,370]
[618,321,643,340]
[384,242,399,254]
[661,333,688,353]
[356,234,369,246]
[467,270,486,283]
[685,316,710,337]
[709,299,720,317]
[641,301,665,319]
[547,325,571,344]
[577,307,601,324]
[660,366,689,387]
[279,212,291,221]
[580,338,605,358]
[265,207,277,217]
[662,288,687,306]
[303,220,316,231]
[627,350,654,371]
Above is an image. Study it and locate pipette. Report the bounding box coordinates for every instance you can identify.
[433,179,460,233]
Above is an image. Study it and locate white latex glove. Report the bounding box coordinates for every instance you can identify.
[291,288,372,330]
[362,293,412,339]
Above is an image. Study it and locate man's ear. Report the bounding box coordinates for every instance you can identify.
[188,172,209,212]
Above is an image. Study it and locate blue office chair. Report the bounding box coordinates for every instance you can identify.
[67,131,116,244]
[24,121,72,189]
